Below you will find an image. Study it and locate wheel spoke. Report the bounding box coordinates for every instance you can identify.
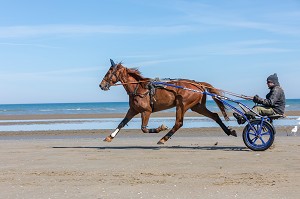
[259,137,266,145]
[248,132,256,136]
[251,137,258,144]
[253,124,263,134]
[260,131,271,136]
[256,125,262,134]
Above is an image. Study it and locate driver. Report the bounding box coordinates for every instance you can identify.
[252,73,286,116]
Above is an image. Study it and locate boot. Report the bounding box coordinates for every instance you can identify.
[245,111,256,120]
[233,113,246,124]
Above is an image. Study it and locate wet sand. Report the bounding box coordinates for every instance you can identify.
[0,111,299,198]
[0,110,299,121]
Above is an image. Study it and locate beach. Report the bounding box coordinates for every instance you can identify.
[2,0,300,198]
[0,111,300,199]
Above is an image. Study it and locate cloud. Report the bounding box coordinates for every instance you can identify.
[0,42,59,48]
[199,40,292,55]
[0,24,195,38]
[0,67,102,80]
[127,39,291,59]
[135,57,195,66]
[215,20,300,35]
[173,1,300,36]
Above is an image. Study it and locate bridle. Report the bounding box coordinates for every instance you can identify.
[102,63,121,90]
[102,64,149,97]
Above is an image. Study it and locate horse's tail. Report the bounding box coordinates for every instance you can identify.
[198,82,230,121]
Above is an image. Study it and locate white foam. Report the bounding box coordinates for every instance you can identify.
[39,109,53,112]
[104,108,116,111]
[66,108,91,111]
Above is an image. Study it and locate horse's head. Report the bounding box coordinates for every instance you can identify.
[99,59,124,91]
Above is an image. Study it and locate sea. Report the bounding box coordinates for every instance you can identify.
[0,99,300,132]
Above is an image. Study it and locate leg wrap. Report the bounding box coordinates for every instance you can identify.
[149,129,158,133]
[118,118,129,129]
[141,126,149,133]
[165,132,174,139]
[141,126,159,133]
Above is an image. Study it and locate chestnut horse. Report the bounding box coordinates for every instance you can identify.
[99,59,236,144]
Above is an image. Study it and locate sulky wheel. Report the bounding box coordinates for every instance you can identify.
[242,119,275,151]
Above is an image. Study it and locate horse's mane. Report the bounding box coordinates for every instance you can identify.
[126,67,151,87]
[127,68,149,80]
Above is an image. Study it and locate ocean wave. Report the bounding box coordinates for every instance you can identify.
[39,108,92,112]
[36,107,121,114]
[65,108,91,111]
[39,109,54,112]
[103,108,117,111]
[0,109,25,113]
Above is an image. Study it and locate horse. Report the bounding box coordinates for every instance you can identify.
[99,59,236,144]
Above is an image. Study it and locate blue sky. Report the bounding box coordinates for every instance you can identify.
[0,0,299,104]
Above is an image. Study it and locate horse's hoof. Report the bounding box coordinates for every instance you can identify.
[160,124,168,131]
[227,127,237,137]
[103,136,113,142]
[157,140,165,145]
[230,130,237,137]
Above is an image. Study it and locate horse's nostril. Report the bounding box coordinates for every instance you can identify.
[100,84,106,90]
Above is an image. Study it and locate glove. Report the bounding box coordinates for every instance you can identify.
[253,95,263,104]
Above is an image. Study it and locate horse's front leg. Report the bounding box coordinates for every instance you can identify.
[104,108,138,142]
[141,111,168,133]
[157,100,185,144]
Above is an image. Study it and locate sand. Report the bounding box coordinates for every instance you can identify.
[0,111,300,198]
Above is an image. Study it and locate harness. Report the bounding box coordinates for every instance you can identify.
[125,79,166,112]
[127,83,149,97]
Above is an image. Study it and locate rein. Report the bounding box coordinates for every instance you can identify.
[112,80,150,86]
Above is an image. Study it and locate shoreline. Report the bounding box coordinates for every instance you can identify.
[0,111,298,139]
[0,110,299,120]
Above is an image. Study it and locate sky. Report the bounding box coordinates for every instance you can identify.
[0,0,299,104]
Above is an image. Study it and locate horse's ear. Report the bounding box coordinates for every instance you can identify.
[110,59,116,67]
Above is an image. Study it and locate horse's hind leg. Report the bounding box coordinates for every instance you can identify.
[104,108,138,142]
[141,111,168,133]
[191,103,236,137]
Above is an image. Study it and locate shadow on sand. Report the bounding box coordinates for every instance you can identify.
[52,145,249,151]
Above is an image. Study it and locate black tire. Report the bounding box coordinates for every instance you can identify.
[242,119,275,151]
